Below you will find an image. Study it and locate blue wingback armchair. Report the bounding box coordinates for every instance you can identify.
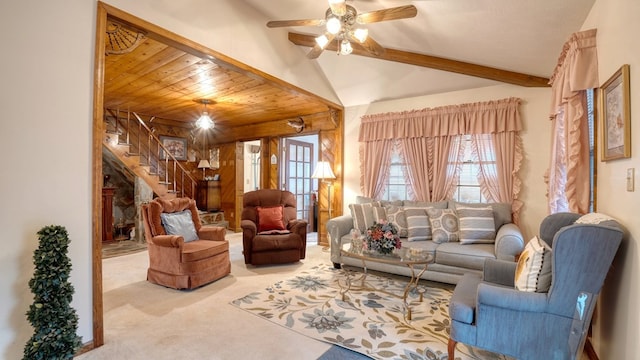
[447,212,623,360]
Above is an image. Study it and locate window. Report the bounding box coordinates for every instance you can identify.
[381,147,410,201]
[451,135,492,203]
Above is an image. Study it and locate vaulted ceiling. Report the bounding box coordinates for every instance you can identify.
[243,0,595,106]
[103,0,595,131]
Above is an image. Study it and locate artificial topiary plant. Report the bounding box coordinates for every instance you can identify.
[24,225,82,360]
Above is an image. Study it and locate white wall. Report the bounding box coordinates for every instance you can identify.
[343,85,552,240]
[582,0,640,357]
[0,1,96,357]
[0,1,338,358]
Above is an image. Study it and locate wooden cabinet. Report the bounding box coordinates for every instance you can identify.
[197,180,221,211]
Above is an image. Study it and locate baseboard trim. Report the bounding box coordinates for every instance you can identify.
[75,341,95,356]
[585,338,599,360]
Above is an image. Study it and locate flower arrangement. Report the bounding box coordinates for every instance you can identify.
[364,220,401,255]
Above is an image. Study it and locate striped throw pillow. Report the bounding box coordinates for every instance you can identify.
[457,206,496,244]
[515,236,552,292]
[349,203,385,233]
[405,207,432,241]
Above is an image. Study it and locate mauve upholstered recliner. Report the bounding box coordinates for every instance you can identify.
[448,212,623,360]
[141,197,230,289]
[241,189,307,265]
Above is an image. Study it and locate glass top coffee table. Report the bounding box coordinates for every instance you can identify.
[339,243,433,320]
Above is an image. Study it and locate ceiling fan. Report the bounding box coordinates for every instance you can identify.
[266,0,417,59]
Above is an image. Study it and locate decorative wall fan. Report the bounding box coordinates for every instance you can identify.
[267,0,417,59]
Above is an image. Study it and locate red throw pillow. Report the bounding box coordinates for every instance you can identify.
[257,205,286,232]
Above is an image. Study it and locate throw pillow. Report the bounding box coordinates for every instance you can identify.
[426,208,459,244]
[349,203,385,233]
[405,207,432,241]
[515,236,552,292]
[575,212,616,224]
[160,210,199,242]
[384,205,408,238]
[454,201,512,230]
[457,206,496,244]
[256,205,286,232]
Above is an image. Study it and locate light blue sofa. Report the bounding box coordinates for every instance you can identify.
[327,198,525,285]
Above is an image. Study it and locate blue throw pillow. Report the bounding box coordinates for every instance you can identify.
[160,210,198,242]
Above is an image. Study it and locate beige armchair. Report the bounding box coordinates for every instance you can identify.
[141,197,230,289]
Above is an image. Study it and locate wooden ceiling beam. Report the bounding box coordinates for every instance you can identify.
[288,32,550,88]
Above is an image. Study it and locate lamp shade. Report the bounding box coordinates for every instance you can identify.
[197,159,211,169]
[311,161,336,180]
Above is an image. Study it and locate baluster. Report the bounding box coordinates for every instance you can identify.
[172,160,177,193]
[115,108,120,143]
[126,109,130,145]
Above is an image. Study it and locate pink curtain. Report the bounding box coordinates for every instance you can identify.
[399,138,431,201]
[472,132,524,223]
[546,29,598,214]
[430,135,465,201]
[360,98,522,205]
[359,140,394,199]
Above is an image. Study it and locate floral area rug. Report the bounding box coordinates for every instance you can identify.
[231,265,507,360]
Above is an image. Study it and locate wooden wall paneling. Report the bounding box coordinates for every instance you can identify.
[259,138,270,190]
[317,110,343,247]
[234,142,244,232]
[268,137,280,189]
[218,143,237,231]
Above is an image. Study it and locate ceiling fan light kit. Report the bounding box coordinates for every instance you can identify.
[267,0,417,59]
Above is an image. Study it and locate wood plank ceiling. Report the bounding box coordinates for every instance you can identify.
[103,21,334,129]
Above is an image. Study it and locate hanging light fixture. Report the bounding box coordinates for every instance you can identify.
[314,3,368,56]
[195,99,215,130]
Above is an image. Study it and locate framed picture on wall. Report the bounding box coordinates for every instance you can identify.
[159,135,188,161]
[600,64,631,161]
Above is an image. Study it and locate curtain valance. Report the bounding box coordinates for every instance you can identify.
[359,97,522,141]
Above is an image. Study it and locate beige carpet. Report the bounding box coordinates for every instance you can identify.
[77,233,336,360]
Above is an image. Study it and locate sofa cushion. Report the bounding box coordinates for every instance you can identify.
[453,201,512,231]
[515,236,552,292]
[181,239,229,262]
[349,203,386,233]
[427,208,459,243]
[435,242,495,270]
[384,205,408,238]
[160,210,198,242]
[405,207,432,241]
[457,206,496,244]
[256,205,286,232]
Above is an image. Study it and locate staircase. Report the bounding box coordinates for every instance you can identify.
[103,109,197,199]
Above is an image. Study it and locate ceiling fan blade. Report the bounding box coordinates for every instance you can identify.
[356,5,418,24]
[267,19,325,28]
[355,35,386,57]
[307,33,335,59]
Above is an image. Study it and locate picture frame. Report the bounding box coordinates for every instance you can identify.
[600,64,631,161]
[159,135,188,161]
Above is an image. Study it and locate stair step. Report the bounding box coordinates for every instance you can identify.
[127,152,140,156]
[158,181,172,185]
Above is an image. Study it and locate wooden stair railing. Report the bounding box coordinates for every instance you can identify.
[103,108,197,199]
